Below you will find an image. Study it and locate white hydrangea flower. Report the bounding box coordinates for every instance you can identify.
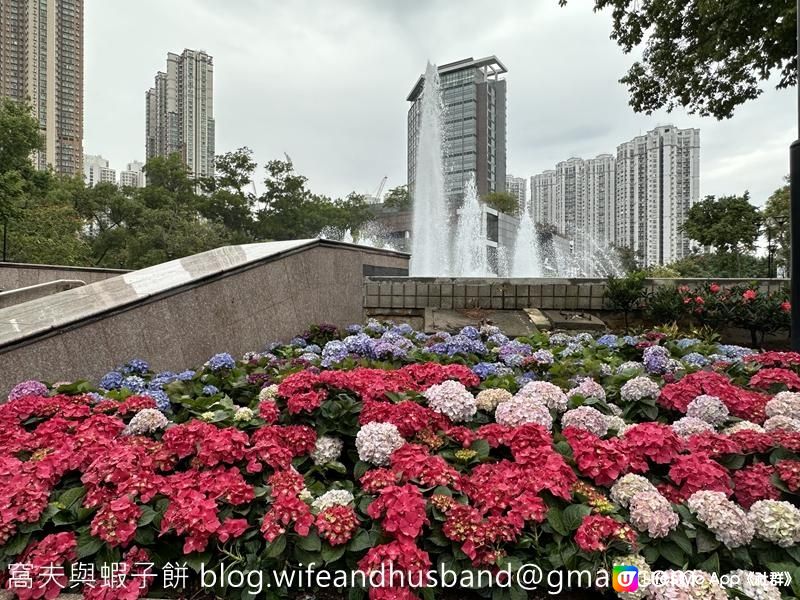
[722,421,765,435]
[688,490,754,549]
[686,394,729,427]
[311,489,354,513]
[516,381,568,412]
[200,411,215,421]
[749,500,800,547]
[671,416,714,437]
[259,384,279,402]
[610,474,657,508]
[355,422,405,466]
[620,376,660,403]
[495,397,553,429]
[628,490,678,538]
[765,391,800,421]
[764,415,800,433]
[606,416,629,436]
[311,435,344,465]
[233,407,254,422]
[724,570,782,600]
[124,408,169,435]
[475,388,512,411]
[561,406,609,436]
[423,380,477,422]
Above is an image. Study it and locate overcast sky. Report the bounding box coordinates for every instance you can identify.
[85,0,794,205]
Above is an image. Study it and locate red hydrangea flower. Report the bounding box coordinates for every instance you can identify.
[83,546,152,600]
[475,423,513,447]
[116,395,157,416]
[316,505,359,546]
[750,368,800,391]
[258,400,280,424]
[684,432,741,458]
[160,489,221,553]
[360,468,398,494]
[11,532,77,600]
[564,427,628,486]
[217,518,250,543]
[401,362,479,388]
[367,484,428,540]
[733,463,780,509]
[390,444,461,489]
[729,429,775,454]
[90,495,141,548]
[574,514,636,553]
[668,454,732,500]
[776,459,800,491]
[162,421,248,467]
[360,400,447,438]
[358,539,431,597]
[746,352,800,369]
[622,423,682,469]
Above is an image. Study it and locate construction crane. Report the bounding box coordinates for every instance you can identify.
[369,176,388,204]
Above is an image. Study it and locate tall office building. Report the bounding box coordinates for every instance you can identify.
[505,174,527,210]
[0,0,84,174]
[145,49,215,178]
[83,154,115,186]
[616,126,700,266]
[407,56,507,203]
[119,160,145,187]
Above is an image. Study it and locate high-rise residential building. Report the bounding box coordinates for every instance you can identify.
[530,170,557,225]
[407,56,507,203]
[0,0,84,174]
[119,160,145,187]
[505,175,527,210]
[616,126,700,266]
[145,49,215,178]
[83,154,115,187]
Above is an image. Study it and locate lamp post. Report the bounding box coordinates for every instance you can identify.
[792,0,800,348]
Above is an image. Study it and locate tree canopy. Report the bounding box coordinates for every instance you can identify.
[560,0,796,119]
[681,193,763,254]
[483,191,519,215]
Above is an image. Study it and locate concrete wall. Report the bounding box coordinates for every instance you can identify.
[364,277,789,312]
[0,243,408,394]
[0,262,127,292]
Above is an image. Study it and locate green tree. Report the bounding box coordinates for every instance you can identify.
[667,252,768,278]
[763,181,790,273]
[483,191,518,215]
[382,185,411,211]
[559,0,796,119]
[612,244,643,273]
[199,147,258,243]
[682,194,762,253]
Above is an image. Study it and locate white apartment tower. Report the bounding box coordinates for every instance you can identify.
[616,126,700,266]
[0,0,84,174]
[505,175,527,210]
[145,49,215,178]
[530,170,557,225]
[119,160,145,187]
[83,154,116,187]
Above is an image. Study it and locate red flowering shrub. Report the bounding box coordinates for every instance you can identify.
[668,454,732,500]
[776,459,800,491]
[574,514,636,553]
[316,505,359,546]
[621,422,682,469]
[733,463,780,509]
[367,484,428,540]
[564,427,628,486]
[750,368,800,391]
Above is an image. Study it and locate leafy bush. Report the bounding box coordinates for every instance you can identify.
[645,285,685,324]
[605,271,647,332]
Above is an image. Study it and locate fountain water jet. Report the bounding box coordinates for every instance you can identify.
[453,174,489,276]
[511,200,543,277]
[410,63,450,276]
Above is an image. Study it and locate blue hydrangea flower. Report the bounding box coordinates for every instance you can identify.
[99,371,123,391]
[289,337,307,348]
[459,326,480,340]
[472,362,511,380]
[516,372,538,387]
[596,334,619,348]
[205,353,235,371]
[344,333,372,356]
[121,358,150,375]
[531,349,555,365]
[304,344,322,355]
[121,376,147,394]
[150,371,178,388]
[549,333,572,346]
[560,343,583,358]
[364,319,386,334]
[346,324,363,334]
[390,323,415,336]
[487,333,510,346]
[643,346,671,374]
[370,341,408,360]
[681,352,709,367]
[145,389,171,411]
[676,338,701,350]
[202,385,219,396]
[322,340,349,367]
[177,370,196,381]
[299,352,320,363]
[622,335,639,346]
[431,334,486,356]
[263,341,282,352]
[86,392,104,404]
[575,332,594,344]
[717,344,757,361]
[414,332,429,343]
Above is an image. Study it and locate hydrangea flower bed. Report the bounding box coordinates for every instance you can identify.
[3,321,800,599]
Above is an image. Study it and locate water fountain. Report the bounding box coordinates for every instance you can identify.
[452,174,490,276]
[410,63,450,276]
[510,199,543,277]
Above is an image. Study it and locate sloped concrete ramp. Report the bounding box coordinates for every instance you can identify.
[0,240,408,394]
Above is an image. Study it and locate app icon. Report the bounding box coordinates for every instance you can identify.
[613,565,639,592]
